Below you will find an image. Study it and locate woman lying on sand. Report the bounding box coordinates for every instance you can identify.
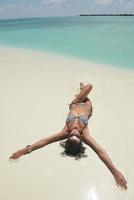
[9,82,127,190]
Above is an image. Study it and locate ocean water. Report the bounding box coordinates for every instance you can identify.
[0,16,134,69]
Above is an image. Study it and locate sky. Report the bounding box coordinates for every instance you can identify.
[0,0,134,19]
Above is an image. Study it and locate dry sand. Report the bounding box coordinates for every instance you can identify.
[0,47,134,200]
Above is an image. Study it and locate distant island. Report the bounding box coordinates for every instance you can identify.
[79,14,134,16]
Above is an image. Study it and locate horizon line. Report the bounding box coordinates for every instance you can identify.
[0,14,134,21]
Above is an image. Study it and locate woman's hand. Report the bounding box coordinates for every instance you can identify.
[113,169,128,190]
[9,148,27,160]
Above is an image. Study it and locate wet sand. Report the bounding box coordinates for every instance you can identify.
[0,47,134,200]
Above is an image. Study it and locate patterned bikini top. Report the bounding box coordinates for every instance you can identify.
[66,113,89,126]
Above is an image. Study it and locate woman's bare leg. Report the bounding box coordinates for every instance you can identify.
[71,83,92,105]
[79,82,91,103]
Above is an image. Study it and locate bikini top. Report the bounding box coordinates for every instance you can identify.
[66,113,89,126]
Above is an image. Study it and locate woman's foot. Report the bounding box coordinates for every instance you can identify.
[75,82,85,97]
[80,82,85,90]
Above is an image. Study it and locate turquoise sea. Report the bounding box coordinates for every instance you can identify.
[0,16,134,69]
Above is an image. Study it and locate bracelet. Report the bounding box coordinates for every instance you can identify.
[26,145,32,154]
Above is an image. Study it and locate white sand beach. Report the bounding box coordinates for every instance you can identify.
[0,46,134,200]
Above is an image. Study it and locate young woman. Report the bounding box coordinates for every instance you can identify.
[9,82,127,190]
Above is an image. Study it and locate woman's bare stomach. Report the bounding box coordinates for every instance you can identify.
[69,103,92,117]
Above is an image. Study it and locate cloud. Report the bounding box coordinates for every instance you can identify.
[42,0,67,7]
[95,0,134,6]
[0,7,6,13]
[0,0,134,18]
[95,0,115,5]
[0,3,16,14]
[26,6,35,11]
[6,3,16,9]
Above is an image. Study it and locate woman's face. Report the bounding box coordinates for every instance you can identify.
[68,129,81,145]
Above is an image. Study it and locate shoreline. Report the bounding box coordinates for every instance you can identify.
[0,45,134,74]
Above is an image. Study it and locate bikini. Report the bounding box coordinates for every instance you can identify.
[66,113,89,126]
[66,102,92,133]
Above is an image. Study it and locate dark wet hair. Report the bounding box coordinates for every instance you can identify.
[60,139,87,160]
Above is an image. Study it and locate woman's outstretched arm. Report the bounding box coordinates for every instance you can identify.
[82,128,128,190]
[9,125,69,160]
